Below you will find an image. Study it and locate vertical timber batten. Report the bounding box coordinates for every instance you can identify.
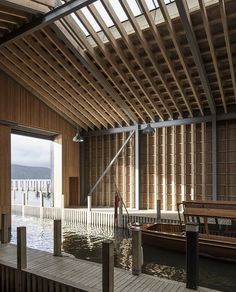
[135,126,140,210]
[212,115,217,200]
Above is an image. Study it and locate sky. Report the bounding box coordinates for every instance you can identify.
[11,134,52,168]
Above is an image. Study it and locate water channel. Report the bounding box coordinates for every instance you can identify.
[11,215,236,292]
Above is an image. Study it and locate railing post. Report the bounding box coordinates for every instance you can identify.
[53,219,62,256]
[1,213,8,244]
[118,204,123,228]
[156,199,161,222]
[102,240,114,292]
[186,222,199,290]
[39,192,44,219]
[17,227,27,270]
[61,194,65,221]
[87,195,92,224]
[132,228,142,275]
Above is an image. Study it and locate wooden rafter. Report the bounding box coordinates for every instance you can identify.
[43,25,136,124]
[61,13,148,122]
[88,4,168,120]
[101,0,170,120]
[120,0,176,119]
[0,0,236,130]
[175,0,216,114]
[42,27,128,126]
[33,32,118,127]
[219,0,236,102]
[0,0,97,47]
[157,0,204,116]
[199,0,227,113]
[19,36,110,128]
[0,0,50,14]
[0,53,88,129]
[138,0,193,117]
[1,45,91,129]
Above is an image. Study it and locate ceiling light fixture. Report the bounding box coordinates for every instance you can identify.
[143,123,155,135]
[73,127,84,142]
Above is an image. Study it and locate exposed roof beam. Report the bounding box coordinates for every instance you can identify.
[0,0,96,48]
[198,0,227,112]
[84,111,236,137]
[175,0,216,115]
[49,24,138,124]
[1,0,50,14]
[219,0,236,103]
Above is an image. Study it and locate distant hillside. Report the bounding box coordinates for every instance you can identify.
[12,164,51,179]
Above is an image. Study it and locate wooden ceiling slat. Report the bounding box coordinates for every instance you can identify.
[120,0,180,119]
[176,0,216,114]
[0,53,88,129]
[43,25,132,125]
[157,0,204,116]
[50,23,138,125]
[85,6,164,121]
[219,0,236,103]
[71,12,155,122]
[19,37,109,129]
[27,33,117,128]
[199,0,227,112]
[99,0,168,121]
[0,0,49,14]
[0,0,236,129]
[138,0,193,117]
[0,5,29,19]
[1,45,92,129]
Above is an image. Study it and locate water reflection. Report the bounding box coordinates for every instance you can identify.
[11,215,236,292]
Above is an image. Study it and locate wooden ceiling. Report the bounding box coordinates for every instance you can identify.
[0,0,235,131]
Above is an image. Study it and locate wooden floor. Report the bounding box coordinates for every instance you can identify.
[0,244,219,292]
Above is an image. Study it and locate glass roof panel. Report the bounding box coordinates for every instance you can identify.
[94,1,114,27]
[81,6,101,32]
[108,0,128,22]
[127,0,142,16]
[146,0,159,10]
[71,12,89,36]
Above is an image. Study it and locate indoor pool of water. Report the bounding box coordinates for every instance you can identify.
[11,215,236,292]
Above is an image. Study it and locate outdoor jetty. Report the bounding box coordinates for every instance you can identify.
[0,244,218,292]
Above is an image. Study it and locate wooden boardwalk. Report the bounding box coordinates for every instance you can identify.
[0,244,219,292]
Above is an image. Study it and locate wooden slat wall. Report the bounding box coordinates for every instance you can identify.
[0,70,80,208]
[217,120,236,201]
[84,133,135,208]
[84,121,236,210]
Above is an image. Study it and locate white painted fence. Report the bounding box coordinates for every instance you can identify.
[12,205,115,227]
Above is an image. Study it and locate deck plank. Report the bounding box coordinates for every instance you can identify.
[0,244,220,292]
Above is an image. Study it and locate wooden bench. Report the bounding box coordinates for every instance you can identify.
[178,200,236,235]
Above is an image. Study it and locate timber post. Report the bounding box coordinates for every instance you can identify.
[156,199,161,222]
[1,213,8,244]
[102,240,114,292]
[186,222,199,290]
[53,219,62,256]
[132,227,142,276]
[87,195,92,224]
[17,227,27,270]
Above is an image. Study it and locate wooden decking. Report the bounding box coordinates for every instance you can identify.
[0,244,219,292]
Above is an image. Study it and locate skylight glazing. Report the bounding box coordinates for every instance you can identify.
[68,0,176,37]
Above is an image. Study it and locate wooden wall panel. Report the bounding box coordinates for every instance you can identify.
[84,121,236,210]
[0,125,11,228]
[84,133,135,208]
[0,70,80,208]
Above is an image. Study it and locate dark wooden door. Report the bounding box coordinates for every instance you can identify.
[69,177,79,207]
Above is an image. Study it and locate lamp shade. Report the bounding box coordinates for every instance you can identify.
[143,124,155,135]
[73,132,84,142]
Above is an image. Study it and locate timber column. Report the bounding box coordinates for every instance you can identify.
[0,125,11,241]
